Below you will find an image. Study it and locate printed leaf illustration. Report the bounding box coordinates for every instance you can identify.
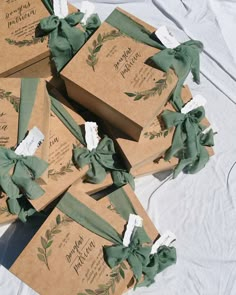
[124,71,172,101]
[144,129,169,140]
[86,30,124,71]
[36,214,73,270]
[5,36,47,47]
[48,160,74,181]
[0,89,20,112]
[79,263,127,295]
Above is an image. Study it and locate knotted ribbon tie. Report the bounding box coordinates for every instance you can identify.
[39,11,101,71]
[138,245,177,287]
[105,9,203,110]
[162,106,214,177]
[73,135,135,189]
[104,230,152,281]
[150,40,203,111]
[0,147,48,216]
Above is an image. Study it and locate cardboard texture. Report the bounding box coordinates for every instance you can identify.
[0,79,88,224]
[104,86,212,172]
[61,8,178,141]
[0,0,77,77]
[10,184,159,295]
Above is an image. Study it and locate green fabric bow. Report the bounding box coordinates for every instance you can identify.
[39,11,100,72]
[0,147,48,217]
[57,192,151,282]
[150,40,203,110]
[104,230,152,281]
[138,245,177,287]
[162,106,214,177]
[73,134,135,189]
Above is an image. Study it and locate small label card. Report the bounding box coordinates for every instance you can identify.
[155,26,180,49]
[53,0,69,18]
[85,121,100,151]
[15,126,44,157]
[181,94,207,114]
[151,231,176,254]
[123,214,143,247]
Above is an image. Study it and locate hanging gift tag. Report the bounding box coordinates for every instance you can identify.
[155,26,180,49]
[53,0,69,18]
[151,231,176,254]
[181,94,207,114]
[85,122,100,151]
[15,127,44,157]
[123,214,143,247]
[80,1,95,24]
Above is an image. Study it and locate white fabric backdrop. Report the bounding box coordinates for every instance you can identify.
[1,0,236,294]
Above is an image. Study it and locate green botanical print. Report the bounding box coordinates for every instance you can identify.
[144,129,169,140]
[48,160,74,181]
[0,206,11,217]
[87,30,123,71]
[0,89,19,112]
[78,262,127,295]
[125,71,173,101]
[106,201,119,215]
[37,214,73,270]
[5,36,47,47]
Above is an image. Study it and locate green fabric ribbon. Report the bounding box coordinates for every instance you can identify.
[162,106,214,177]
[0,78,49,222]
[150,40,203,110]
[108,188,176,286]
[138,245,177,287]
[73,136,134,189]
[106,9,203,110]
[49,93,134,188]
[39,6,101,72]
[57,192,151,281]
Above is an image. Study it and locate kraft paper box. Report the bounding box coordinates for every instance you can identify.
[0,0,77,77]
[0,79,88,224]
[10,184,159,295]
[61,8,178,141]
[104,86,192,171]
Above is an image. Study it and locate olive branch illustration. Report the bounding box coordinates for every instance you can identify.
[0,206,11,217]
[48,160,74,181]
[5,36,47,47]
[37,214,73,270]
[124,71,173,101]
[78,262,127,295]
[0,89,19,112]
[144,129,169,140]
[86,30,124,71]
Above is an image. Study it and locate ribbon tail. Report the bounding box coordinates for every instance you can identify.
[111,170,135,190]
[173,158,193,178]
[128,254,144,282]
[184,146,209,175]
[165,125,185,161]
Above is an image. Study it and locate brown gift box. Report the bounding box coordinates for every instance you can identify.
[61,8,178,141]
[104,86,212,172]
[0,79,88,224]
[0,0,76,77]
[10,184,159,295]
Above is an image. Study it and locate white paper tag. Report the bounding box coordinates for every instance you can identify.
[53,0,68,18]
[155,26,180,49]
[202,123,219,135]
[15,127,45,156]
[123,214,143,247]
[85,122,100,151]
[181,94,207,114]
[151,231,176,254]
[80,1,95,24]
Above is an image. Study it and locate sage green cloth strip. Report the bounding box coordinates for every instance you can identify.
[57,191,152,281]
[49,94,86,146]
[18,78,40,144]
[105,9,164,50]
[41,0,54,15]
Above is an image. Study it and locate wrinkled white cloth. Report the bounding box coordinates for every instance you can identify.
[1,0,236,294]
